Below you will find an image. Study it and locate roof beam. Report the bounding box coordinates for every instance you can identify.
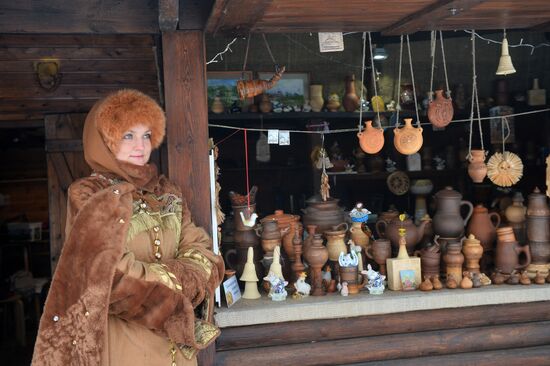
[381,0,486,36]
[159,0,179,31]
[205,0,273,36]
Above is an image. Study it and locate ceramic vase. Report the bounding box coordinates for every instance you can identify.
[343,74,360,112]
[394,118,423,155]
[441,238,465,282]
[495,227,532,274]
[304,234,329,296]
[462,234,484,273]
[468,150,488,183]
[349,221,370,251]
[366,239,391,275]
[432,186,474,238]
[310,85,324,112]
[325,223,348,261]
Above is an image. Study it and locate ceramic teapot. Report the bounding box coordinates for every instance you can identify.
[393,118,423,155]
[357,120,384,154]
[376,215,428,256]
[432,186,474,238]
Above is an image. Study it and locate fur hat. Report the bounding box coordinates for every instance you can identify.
[94,89,165,153]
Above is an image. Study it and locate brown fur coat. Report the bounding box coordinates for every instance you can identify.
[32,176,224,365]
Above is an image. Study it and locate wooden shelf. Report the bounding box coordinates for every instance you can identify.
[328,168,464,181]
[209,111,412,122]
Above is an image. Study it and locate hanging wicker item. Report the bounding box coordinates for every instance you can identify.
[237,66,286,100]
[428,89,453,128]
[487,151,523,187]
[357,120,384,154]
[394,118,423,155]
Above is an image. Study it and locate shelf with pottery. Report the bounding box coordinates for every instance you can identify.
[327,168,465,181]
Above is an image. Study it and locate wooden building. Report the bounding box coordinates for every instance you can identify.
[1,1,549,365]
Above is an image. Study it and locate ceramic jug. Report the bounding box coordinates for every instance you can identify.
[466,204,501,252]
[376,216,428,256]
[495,227,531,274]
[432,186,474,238]
[357,120,384,154]
[325,223,349,261]
[365,239,391,275]
[468,150,488,183]
[394,118,423,155]
[349,221,370,251]
[343,74,360,112]
[427,89,454,128]
[310,85,324,112]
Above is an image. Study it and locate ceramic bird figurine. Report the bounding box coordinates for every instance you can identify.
[240,211,258,227]
[340,281,349,296]
[472,272,482,288]
[293,272,311,298]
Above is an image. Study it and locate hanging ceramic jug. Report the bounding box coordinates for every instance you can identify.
[357,120,384,154]
[428,90,454,128]
[343,74,360,112]
[310,85,324,112]
[466,204,501,252]
[468,150,488,183]
[394,118,423,155]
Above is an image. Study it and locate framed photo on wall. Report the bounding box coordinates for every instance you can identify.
[207,71,254,111]
[257,71,309,107]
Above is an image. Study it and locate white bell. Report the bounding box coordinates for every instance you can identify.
[495,37,516,75]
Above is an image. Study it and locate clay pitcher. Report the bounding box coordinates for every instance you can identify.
[357,121,384,154]
[495,227,532,274]
[256,220,282,256]
[394,118,423,155]
[432,186,474,238]
[428,89,454,128]
[366,239,391,275]
[376,216,427,256]
[304,234,329,296]
[349,221,370,251]
[466,204,501,252]
[437,236,465,282]
[468,150,488,183]
[343,74,360,112]
[462,234,484,273]
[414,243,441,278]
[324,223,349,261]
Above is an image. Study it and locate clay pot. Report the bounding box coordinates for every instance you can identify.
[349,221,370,251]
[466,204,501,252]
[529,240,550,264]
[343,74,360,112]
[414,243,441,278]
[366,239,391,275]
[428,89,454,128]
[505,192,527,224]
[339,265,360,295]
[257,220,282,241]
[432,186,474,238]
[468,150,488,183]
[526,188,550,263]
[281,221,299,260]
[376,216,428,256]
[325,223,349,261]
[437,236,464,282]
[495,228,532,274]
[304,234,329,296]
[310,85,324,112]
[394,118,423,155]
[357,120,384,154]
[259,94,272,113]
[462,234,483,273]
[460,271,473,289]
[302,196,346,234]
[496,226,517,243]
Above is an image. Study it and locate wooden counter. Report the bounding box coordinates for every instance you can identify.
[215,285,550,365]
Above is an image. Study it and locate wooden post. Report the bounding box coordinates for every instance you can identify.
[162,31,211,233]
[162,31,215,366]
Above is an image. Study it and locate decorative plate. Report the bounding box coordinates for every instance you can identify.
[386,171,410,196]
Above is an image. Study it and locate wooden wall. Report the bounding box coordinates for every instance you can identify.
[215,302,550,365]
[0,34,161,121]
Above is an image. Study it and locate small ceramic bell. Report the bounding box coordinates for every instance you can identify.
[446,274,458,289]
[460,271,473,289]
[428,90,453,128]
[495,37,516,75]
[240,247,261,299]
[357,120,384,154]
[268,246,285,280]
[394,118,423,155]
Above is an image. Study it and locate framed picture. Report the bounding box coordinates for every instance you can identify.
[399,269,418,291]
[257,71,309,107]
[207,71,253,111]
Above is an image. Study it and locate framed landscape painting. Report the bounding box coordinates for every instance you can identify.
[207,71,253,110]
[257,71,309,107]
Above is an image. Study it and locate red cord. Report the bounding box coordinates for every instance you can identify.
[244,129,250,209]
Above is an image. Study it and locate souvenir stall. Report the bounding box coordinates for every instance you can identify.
[1,1,550,366]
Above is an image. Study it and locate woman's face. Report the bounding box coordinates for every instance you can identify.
[115,124,152,166]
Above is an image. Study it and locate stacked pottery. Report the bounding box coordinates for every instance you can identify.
[414,242,441,278]
[302,196,346,234]
[376,215,428,256]
[525,188,550,278]
[505,192,527,244]
[462,234,484,274]
[436,236,465,282]
[495,227,531,274]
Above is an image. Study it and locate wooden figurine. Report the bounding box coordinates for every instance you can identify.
[237,66,286,100]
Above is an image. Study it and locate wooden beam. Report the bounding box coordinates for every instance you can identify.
[178,0,216,31]
[381,0,487,36]
[45,139,83,153]
[205,0,272,35]
[159,0,179,31]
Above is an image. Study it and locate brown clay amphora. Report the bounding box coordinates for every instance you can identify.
[428,89,454,128]
[304,234,329,296]
[466,204,501,252]
[357,120,384,154]
[343,74,360,112]
[495,227,532,274]
[376,216,428,256]
[468,149,488,183]
[324,223,349,261]
[462,234,484,273]
[432,186,474,238]
[394,118,423,155]
[436,236,465,282]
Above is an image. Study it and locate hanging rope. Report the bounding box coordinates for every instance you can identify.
[368,31,382,128]
[467,29,485,160]
[358,32,367,133]
[439,31,451,97]
[395,35,404,128]
[241,33,251,78]
[429,31,452,99]
[243,128,251,209]
[262,33,279,70]
[501,116,511,153]
[406,35,421,127]
[429,30,436,102]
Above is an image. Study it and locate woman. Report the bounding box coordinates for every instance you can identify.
[32,89,224,365]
